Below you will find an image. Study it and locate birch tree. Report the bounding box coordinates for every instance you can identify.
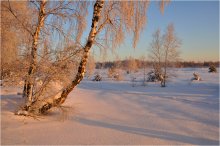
[162,24,181,87]
[16,0,104,115]
[2,0,87,109]
[23,0,47,103]
[23,1,89,103]
[149,29,164,81]
[149,24,181,87]
[15,0,169,116]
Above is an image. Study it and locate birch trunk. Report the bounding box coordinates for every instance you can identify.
[17,0,104,116]
[23,0,47,102]
[161,49,168,87]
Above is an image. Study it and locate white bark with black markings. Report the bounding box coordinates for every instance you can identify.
[23,0,47,103]
[17,0,104,115]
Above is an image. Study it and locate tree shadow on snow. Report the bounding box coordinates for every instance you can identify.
[1,94,24,113]
[81,87,219,128]
[75,117,219,145]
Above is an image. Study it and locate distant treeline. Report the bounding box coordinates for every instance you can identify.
[96,60,220,69]
[176,61,220,68]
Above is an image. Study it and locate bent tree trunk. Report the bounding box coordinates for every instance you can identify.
[23,0,47,103]
[16,0,104,116]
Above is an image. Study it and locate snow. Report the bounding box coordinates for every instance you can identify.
[1,68,219,145]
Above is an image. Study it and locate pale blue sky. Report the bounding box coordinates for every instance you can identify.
[84,1,219,62]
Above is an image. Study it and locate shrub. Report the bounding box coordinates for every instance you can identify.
[107,67,115,78]
[92,74,102,81]
[108,67,124,81]
[191,72,201,81]
[209,65,217,73]
[147,70,162,82]
[113,73,124,81]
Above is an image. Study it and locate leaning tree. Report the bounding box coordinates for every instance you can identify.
[13,0,169,116]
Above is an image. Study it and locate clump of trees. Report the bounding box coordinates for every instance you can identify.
[1,0,169,116]
[1,0,92,116]
[107,57,124,81]
[125,56,138,74]
[1,1,33,86]
[148,24,181,87]
[177,61,219,68]
[96,60,220,69]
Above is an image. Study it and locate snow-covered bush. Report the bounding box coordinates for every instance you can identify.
[146,70,162,82]
[209,65,217,73]
[92,74,102,81]
[191,72,201,81]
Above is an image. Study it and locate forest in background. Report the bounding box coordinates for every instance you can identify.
[96,60,220,69]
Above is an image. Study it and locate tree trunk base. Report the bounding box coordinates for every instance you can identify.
[15,109,30,116]
[15,92,64,116]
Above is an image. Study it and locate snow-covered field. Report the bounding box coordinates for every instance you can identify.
[1,68,219,145]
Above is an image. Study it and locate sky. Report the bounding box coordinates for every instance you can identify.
[84,1,219,62]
